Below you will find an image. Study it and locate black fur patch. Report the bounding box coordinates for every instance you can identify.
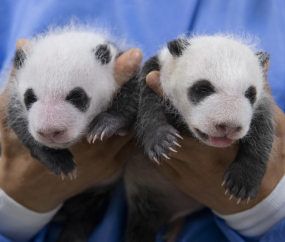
[167,38,190,57]
[94,44,111,65]
[24,88,37,110]
[66,87,90,112]
[188,80,215,104]
[14,50,26,69]
[245,86,257,105]
[136,55,187,161]
[256,51,270,67]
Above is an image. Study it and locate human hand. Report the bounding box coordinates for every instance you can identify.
[0,40,142,213]
[146,69,285,215]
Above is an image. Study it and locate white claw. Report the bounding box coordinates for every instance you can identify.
[175,133,184,140]
[61,174,65,180]
[87,135,93,144]
[229,195,234,200]
[169,147,177,153]
[70,169,77,180]
[92,135,98,143]
[225,189,228,195]
[101,131,106,141]
[153,157,159,164]
[247,197,251,204]
[221,180,226,186]
[173,141,181,147]
[162,153,171,160]
[237,198,241,204]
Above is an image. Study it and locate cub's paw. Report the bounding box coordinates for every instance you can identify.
[87,112,130,143]
[143,124,182,163]
[32,148,76,179]
[223,162,263,203]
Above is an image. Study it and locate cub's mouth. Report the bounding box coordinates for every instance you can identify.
[195,128,234,148]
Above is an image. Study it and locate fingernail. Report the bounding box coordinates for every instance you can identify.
[148,71,160,80]
[130,49,142,64]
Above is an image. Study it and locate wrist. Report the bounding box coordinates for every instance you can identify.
[0,188,62,241]
[0,155,65,212]
[213,174,285,237]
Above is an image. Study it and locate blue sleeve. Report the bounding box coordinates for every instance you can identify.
[0,236,16,242]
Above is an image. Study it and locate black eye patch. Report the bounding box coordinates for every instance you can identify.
[66,87,90,112]
[188,80,216,104]
[24,88,37,110]
[245,86,257,105]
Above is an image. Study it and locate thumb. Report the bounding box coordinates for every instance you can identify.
[146,71,163,96]
[114,48,142,86]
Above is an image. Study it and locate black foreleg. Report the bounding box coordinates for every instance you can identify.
[88,73,139,141]
[136,56,181,162]
[223,97,275,200]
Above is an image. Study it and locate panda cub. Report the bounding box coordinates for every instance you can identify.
[126,35,275,241]
[8,28,137,178]
[7,27,138,241]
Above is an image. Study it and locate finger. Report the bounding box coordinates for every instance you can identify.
[0,40,26,135]
[274,105,285,138]
[0,38,29,107]
[70,132,134,161]
[264,60,271,94]
[146,71,163,96]
[112,139,135,170]
[155,158,181,182]
[0,39,32,156]
[114,48,142,86]
[102,132,134,157]
[16,39,29,50]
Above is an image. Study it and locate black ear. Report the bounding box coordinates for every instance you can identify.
[14,50,26,69]
[256,51,270,67]
[94,44,111,65]
[167,38,190,57]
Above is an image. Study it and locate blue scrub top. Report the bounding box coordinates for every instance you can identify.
[0,1,285,241]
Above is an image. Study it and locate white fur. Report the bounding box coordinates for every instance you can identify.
[11,28,121,148]
[159,35,266,146]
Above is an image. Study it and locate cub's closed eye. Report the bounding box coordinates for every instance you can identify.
[66,87,90,112]
[245,86,257,105]
[188,80,215,104]
[24,88,37,110]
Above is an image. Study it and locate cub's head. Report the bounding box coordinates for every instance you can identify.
[13,31,120,149]
[158,35,269,147]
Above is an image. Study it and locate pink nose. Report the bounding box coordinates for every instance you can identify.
[38,129,66,141]
[216,124,241,135]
